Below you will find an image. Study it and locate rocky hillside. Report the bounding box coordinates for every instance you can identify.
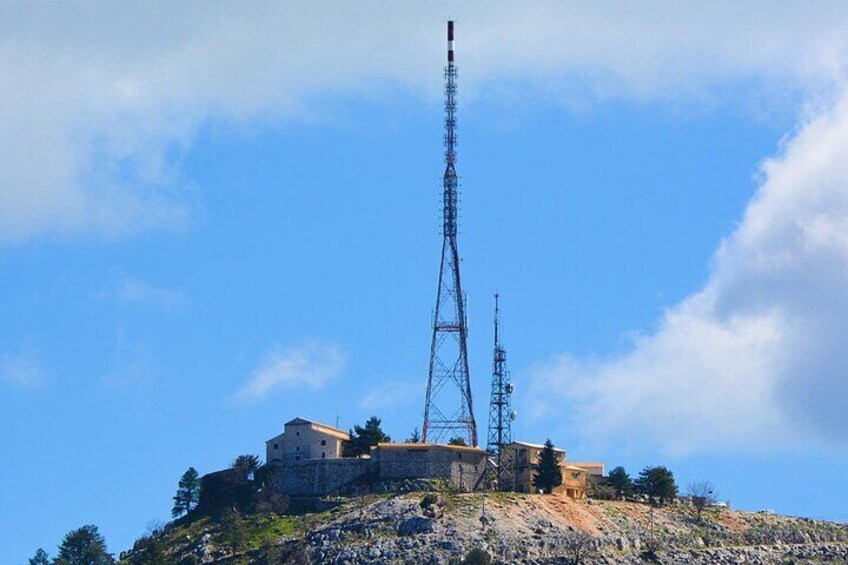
[124,492,848,564]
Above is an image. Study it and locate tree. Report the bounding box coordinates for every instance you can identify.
[448,436,467,446]
[125,535,166,565]
[232,454,261,482]
[607,466,634,499]
[172,467,201,517]
[54,525,114,565]
[219,508,248,551]
[407,427,421,443]
[532,439,563,494]
[563,531,596,565]
[28,548,50,565]
[688,480,718,522]
[635,466,678,505]
[343,416,391,457]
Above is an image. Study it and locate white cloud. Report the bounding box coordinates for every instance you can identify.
[234,342,344,403]
[0,348,44,389]
[3,2,848,241]
[528,90,848,453]
[115,277,187,308]
[360,379,422,411]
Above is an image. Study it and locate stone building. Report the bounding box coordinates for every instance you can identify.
[262,417,488,496]
[265,417,350,464]
[371,442,487,492]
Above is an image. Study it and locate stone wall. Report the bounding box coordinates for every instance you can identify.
[269,458,372,496]
[266,443,487,497]
[372,445,486,491]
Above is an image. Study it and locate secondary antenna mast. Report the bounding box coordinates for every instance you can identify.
[422,21,477,446]
[486,293,515,489]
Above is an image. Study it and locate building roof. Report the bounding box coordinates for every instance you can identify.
[285,417,350,440]
[570,462,605,475]
[373,442,486,454]
[508,440,566,453]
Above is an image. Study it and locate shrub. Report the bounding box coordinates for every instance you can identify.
[420,493,439,510]
[462,547,492,565]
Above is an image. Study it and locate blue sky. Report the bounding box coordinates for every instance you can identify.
[4,3,848,562]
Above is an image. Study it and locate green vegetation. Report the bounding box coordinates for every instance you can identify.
[461,547,492,565]
[232,454,261,481]
[607,466,634,499]
[54,525,114,565]
[532,439,563,494]
[407,427,421,443]
[635,465,678,505]
[172,466,200,518]
[448,436,467,446]
[343,416,391,457]
[28,549,50,565]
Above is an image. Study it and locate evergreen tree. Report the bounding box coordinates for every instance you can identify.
[232,454,261,482]
[532,439,563,494]
[447,436,467,446]
[607,466,634,499]
[219,508,248,550]
[635,466,678,505]
[407,427,421,443]
[172,466,201,517]
[343,416,391,457]
[28,548,50,565]
[54,525,114,565]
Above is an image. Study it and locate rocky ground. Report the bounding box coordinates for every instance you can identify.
[124,492,848,564]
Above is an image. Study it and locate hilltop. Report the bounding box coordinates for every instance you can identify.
[123,491,848,564]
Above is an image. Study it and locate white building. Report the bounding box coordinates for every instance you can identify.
[265,417,350,464]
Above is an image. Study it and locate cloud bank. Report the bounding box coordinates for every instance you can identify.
[234,342,344,403]
[528,91,848,453]
[3,2,848,240]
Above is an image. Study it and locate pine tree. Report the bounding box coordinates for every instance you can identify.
[232,454,261,482]
[172,467,201,517]
[54,525,114,565]
[607,466,634,499]
[635,466,678,505]
[343,416,391,456]
[532,439,563,494]
[407,427,421,443]
[28,548,50,565]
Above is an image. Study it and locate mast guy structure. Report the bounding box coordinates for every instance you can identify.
[423,21,478,447]
[486,293,515,489]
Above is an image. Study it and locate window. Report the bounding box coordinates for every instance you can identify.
[296,431,300,436]
[457,453,462,459]
[321,452,326,459]
[296,446,300,451]
[273,443,279,450]
[321,439,327,446]
[295,456,301,461]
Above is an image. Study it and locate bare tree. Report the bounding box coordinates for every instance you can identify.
[562,531,596,565]
[688,480,718,522]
